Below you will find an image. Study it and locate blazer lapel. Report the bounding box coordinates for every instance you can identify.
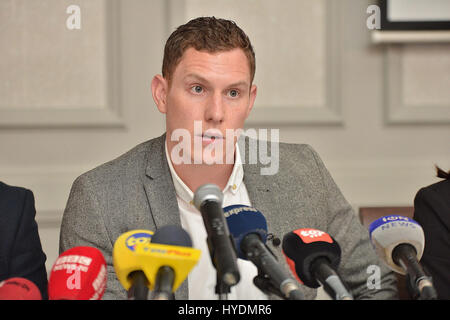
[243,168,285,245]
[240,135,288,272]
[142,133,188,299]
[239,136,284,242]
[143,133,181,228]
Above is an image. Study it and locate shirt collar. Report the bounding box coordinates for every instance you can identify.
[164,137,244,204]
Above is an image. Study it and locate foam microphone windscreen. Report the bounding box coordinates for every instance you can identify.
[282,228,341,288]
[152,225,193,247]
[48,246,107,300]
[0,278,42,300]
[223,204,268,259]
[369,215,425,274]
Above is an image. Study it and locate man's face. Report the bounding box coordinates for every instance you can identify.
[155,47,257,165]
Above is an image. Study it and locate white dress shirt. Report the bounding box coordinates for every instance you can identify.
[165,139,269,300]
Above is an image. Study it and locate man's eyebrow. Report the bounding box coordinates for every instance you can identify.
[183,73,250,88]
[183,73,211,86]
[227,80,250,88]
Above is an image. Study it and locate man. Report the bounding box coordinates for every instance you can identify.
[60,17,397,300]
[413,166,450,299]
[0,181,48,299]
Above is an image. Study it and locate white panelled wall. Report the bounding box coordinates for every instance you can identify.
[0,0,449,299]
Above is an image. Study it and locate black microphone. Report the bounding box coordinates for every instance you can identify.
[193,184,240,298]
[224,204,304,300]
[393,244,437,300]
[282,228,353,300]
[150,225,198,300]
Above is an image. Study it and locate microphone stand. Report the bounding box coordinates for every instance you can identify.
[254,273,285,299]
[245,237,304,300]
[152,266,175,300]
[216,274,230,300]
[128,271,149,300]
[393,244,438,300]
[253,270,304,300]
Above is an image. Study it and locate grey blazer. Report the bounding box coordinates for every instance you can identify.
[60,133,398,300]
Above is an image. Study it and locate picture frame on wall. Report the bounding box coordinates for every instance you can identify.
[380,0,450,30]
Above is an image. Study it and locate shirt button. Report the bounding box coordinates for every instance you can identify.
[189,200,194,206]
[232,184,237,190]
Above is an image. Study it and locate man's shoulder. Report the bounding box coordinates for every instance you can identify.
[274,140,322,169]
[0,181,32,198]
[0,181,34,215]
[241,135,324,178]
[0,182,36,250]
[244,134,317,160]
[74,134,164,188]
[278,141,317,160]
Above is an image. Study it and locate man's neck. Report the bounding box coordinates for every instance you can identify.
[171,162,234,192]
[165,138,236,192]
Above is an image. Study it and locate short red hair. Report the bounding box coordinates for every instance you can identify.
[162,17,256,85]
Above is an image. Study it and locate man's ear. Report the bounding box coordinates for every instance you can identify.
[151,74,168,114]
[246,84,257,118]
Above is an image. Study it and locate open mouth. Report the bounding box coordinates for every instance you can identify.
[201,130,223,141]
[203,134,220,141]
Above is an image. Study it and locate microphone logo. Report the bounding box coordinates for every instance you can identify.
[53,254,93,272]
[0,280,31,291]
[92,265,107,300]
[147,246,193,257]
[294,228,333,244]
[223,205,258,218]
[125,232,153,251]
[381,215,410,223]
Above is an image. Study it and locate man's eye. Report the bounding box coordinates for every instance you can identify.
[228,89,239,98]
[191,85,203,94]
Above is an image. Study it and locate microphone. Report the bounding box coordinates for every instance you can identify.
[149,225,200,300]
[193,184,240,297]
[48,246,107,300]
[224,204,303,300]
[282,228,353,300]
[369,215,437,300]
[113,229,154,300]
[113,228,200,300]
[0,278,42,300]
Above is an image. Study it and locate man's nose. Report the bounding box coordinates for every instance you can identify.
[205,92,225,124]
